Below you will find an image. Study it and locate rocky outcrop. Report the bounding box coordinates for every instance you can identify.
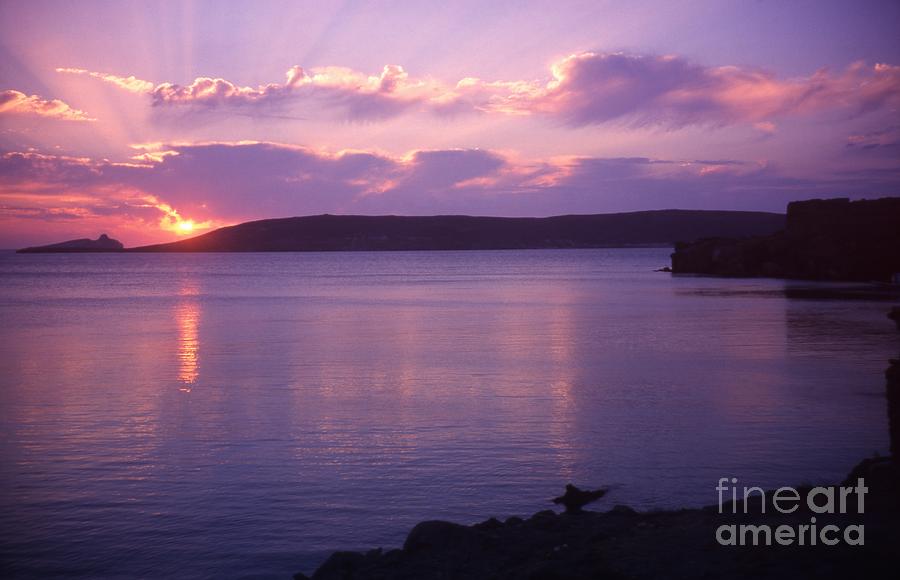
[887,358,900,460]
[671,198,900,282]
[17,233,124,253]
[889,307,900,330]
[295,464,899,580]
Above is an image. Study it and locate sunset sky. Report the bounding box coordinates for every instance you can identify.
[1,0,899,247]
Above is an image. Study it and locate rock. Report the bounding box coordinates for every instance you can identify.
[889,307,900,330]
[403,520,484,553]
[473,517,503,530]
[886,359,900,460]
[888,358,900,383]
[311,551,367,579]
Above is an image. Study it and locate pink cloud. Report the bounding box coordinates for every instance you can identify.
[0,89,94,122]
[844,124,900,159]
[56,53,900,126]
[521,53,900,126]
[55,68,155,93]
[59,63,452,119]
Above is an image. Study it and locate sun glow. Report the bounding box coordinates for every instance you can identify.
[154,199,216,237]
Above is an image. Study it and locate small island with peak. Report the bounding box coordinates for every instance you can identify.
[17,233,124,253]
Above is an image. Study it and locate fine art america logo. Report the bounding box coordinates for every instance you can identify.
[715,477,867,546]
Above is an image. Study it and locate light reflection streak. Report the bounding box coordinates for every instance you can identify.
[544,303,578,481]
[490,288,580,479]
[175,280,200,389]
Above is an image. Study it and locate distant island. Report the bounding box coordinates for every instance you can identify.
[671,197,900,283]
[17,233,124,253]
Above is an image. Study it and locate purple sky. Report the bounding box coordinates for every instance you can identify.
[1,0,899,246]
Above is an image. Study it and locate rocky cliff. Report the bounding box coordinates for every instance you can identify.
[671,198,900,282]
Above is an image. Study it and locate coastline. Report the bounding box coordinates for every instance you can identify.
[295,456,899,580]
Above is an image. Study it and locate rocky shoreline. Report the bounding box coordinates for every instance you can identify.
[294,455,899,579]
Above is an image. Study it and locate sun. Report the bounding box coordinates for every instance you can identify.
[177,220,194,233]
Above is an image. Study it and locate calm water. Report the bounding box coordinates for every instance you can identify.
[0,249,896,578]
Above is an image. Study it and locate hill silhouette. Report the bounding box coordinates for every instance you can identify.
[128,210,785,252]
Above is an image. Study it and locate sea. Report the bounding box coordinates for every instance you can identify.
[0,248,896,578]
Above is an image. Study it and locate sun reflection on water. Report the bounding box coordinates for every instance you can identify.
[176,281,200,389]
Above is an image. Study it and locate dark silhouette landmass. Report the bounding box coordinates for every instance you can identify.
[127,210,785,252]
[16,233,124,253]
[671,197,900,282]
[890,308,900,331]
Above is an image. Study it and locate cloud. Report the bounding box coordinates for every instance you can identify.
[846,125,900,153]
[515,53,900,127]
[59,63,453,119]
[57,53,900,127]
[0,89,94,121]
[402,149,507,191]
[55,68,155,93]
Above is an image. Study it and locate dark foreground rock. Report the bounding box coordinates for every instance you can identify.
[17,233,124,253]
[671,197,900,282]
[889,307,900,330]
[295,460,900,580]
